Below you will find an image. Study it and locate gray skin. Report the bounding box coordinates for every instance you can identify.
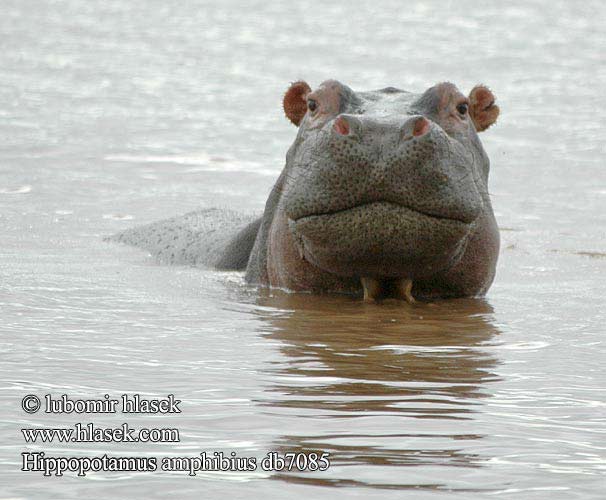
[109,80,500,301]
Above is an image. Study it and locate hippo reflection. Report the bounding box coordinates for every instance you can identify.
[109,80,500,302]
[251,292,501,486]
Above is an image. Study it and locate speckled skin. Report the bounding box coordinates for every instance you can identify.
[245,80,500,298]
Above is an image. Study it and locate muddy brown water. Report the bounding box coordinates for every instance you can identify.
[1,0,605,498]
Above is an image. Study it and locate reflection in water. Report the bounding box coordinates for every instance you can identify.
[253,291,502,489]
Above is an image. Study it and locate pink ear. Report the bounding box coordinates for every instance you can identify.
[283,81,311,126]
[469,85,500,132]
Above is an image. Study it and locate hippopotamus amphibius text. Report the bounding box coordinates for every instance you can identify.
[109,80,500,302]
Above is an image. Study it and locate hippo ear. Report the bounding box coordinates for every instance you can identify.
[283,81,311,126]
[469,85,500,132]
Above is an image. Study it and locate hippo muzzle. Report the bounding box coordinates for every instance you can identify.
[284,112,484,284]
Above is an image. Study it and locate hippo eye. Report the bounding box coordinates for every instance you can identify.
[307,99,318,112]
[456,102,469,116]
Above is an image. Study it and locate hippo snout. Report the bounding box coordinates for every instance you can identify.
[330,113,433,144]
[280,111,484,280]
[285,113,483,226]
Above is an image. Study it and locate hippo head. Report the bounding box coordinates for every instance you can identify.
[247,80,500,301]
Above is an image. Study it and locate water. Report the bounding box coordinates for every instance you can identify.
[1,0,605,498]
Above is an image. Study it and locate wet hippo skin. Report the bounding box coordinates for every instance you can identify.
[109,80,500,302]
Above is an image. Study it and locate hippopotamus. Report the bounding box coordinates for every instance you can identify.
[108,80,500,302]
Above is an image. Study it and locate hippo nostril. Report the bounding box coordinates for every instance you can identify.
[412,117,431,137]
[332,115,363,139]
[333,116,350,136]
[402,115,432,141]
